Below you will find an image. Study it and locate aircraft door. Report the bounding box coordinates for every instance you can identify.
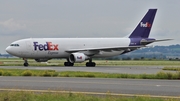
[19,39,33,57]
[25,40,33,56]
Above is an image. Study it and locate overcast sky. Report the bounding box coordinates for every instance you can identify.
[0,0,180,53]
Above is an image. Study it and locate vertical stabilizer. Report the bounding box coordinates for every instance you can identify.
[128,9,157,38]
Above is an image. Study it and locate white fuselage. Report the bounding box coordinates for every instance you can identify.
[6,38,131,59]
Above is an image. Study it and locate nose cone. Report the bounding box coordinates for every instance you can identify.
[6,46,12,54]
[6,46,18,56]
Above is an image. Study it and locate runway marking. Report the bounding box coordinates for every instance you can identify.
[156,85,161,87]
[0,88,179,99]
[1,79,180,88]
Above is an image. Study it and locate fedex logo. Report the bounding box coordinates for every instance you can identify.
[140,22,151,28]
[33,42,58,51]
[77,56,82,59]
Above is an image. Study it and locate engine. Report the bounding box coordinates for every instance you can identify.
[35,59,49,62]
[69,53,89,63]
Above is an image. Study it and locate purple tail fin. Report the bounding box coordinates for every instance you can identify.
[129,9,157,38]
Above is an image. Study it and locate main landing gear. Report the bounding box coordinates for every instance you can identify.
[64,58,96,67]
[23,58,29,67]
[64,59,74,66]
[86,59,96,67]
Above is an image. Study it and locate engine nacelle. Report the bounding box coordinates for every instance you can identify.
[69,53,89,63]
[35,59,49,62]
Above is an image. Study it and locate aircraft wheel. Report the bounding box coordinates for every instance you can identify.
[23,63,29,67]
[64,62,67,66]
[92,62,96,67]
[86,62,96,67]
[86,62,90,67]
[64,62,74,66]
[71,63,74,66]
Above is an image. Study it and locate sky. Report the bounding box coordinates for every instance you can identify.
[0,0,180,53]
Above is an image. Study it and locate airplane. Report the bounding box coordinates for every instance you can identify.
[5,9,171,67]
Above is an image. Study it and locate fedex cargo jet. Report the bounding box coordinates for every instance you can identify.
[6,9,171,67]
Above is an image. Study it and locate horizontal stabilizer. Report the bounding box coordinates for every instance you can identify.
[141,39,173,45]
[154,39,173,42]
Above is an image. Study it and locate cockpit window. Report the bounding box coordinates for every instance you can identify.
[10,44,19,47]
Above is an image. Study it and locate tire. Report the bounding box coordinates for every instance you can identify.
[64,62,74,66]
[86,62,96,67]
[24,63,29,67]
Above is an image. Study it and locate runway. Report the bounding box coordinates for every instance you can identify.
[0,65,173,74]
[0,77,180,97]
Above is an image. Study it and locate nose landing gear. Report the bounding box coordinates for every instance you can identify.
[23,58,29,67]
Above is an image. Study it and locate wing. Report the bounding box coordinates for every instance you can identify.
[65,45,145,54]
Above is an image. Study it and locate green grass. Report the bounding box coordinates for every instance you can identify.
[60,71,180,80]
[0,91,178,101]
[1,69,180,80]
[163,67,180,71]
[0,69,58,76]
